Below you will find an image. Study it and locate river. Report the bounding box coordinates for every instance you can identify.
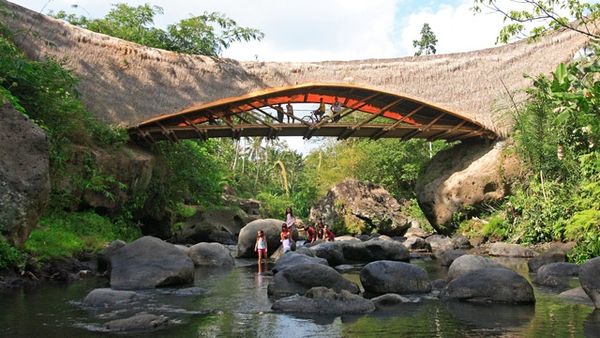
[0,255,597,337]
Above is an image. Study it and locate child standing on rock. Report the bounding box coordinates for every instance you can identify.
[254,230,268,272]
[280,223,292,253]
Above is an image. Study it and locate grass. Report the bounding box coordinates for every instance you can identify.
[24,210,141,261]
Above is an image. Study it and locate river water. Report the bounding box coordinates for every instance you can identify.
[0,256,598,337]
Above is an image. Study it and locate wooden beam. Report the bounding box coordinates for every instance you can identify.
[156,122,178,142]
[370,105,424,140]
[447,127,485,142]
[246,104,281,131]
[352,98,404,130]
[401,112,447,141]
[427,120,467,141]
[268,104,311,127]
[182,117,207,141]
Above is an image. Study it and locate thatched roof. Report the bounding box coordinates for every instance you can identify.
[1,0,591,136]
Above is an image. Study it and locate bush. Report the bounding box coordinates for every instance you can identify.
[0,238,26,270]
[24,210,141,260]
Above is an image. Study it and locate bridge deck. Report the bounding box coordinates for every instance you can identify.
[129,83,498,143]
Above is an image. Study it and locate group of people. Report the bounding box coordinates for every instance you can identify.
[304,219,335,243]
[254,207,335,270]
[272,98,344,124]
[274,102,294,123]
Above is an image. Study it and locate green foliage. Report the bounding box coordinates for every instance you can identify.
[143,140,225,212]
[24,210,141,260]
[52,3,264,57]
[256,192,294,219]
[490,46,600,261]
[413,23,437,56]
[481,213,510,239]
[472,0,600,43]
[0,238,26,270]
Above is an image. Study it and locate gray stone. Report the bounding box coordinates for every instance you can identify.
[403,237,431,251]
[104,312,170,332]
[438,249,467,266]
[173,206,254,244]
[559,287,593,305]
[528,249,566,272]
[309,179,412,236]
[534,262,579,288]
[83,288,138,307]
[237,219,286,258]
[188,242,234,267]
[371,293,417,309]
[272,287,375,314]
[294,246,315,257]
[267,263,359,298]
[0,103,50,247]
[110,236,194,290]
[310,242,346,266]
[405,226,428,238]
[426,235,455,252]
[579,257,600,309]
[273,252,328,273]
[98,240,126,274]
[442,267,535,304]
[488,242,536,258]
[447,254,502,281]
[360,260,431,295]
[342,240,410,263]
[416,140,521,233]
[335,235,360,242]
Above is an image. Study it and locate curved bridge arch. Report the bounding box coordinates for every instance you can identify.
[129,83,498,143]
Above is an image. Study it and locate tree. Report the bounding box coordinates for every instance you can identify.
[413,23,438,56]
[472,0,600,43]
[52,3,264,57]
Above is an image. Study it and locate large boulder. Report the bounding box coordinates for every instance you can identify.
[237,219,284,258]
[579,257,600,309]
[403,237,431,251]
[488,242,536,258]
[371,293,418,309]
[110,236,194,290]
[360,260,431,294]
[0,103,50,247]
[97,240,126,274]
[442,267,535,304]
[415,140,521,233]
[528,248,566,272]
[309,179,412,236]
[342,240,410,263]
[104,312,171,333]
[559,287,594,305]
[267,263,359,298]
[82,288,139,307]
[309,242,346,266]
[272,287,375,314]
[447,255,502,281]
[438,249,467,266]
[534,262,579,288]
[272,252,328,273]
[188,242,234,267]
[172,207,256,245]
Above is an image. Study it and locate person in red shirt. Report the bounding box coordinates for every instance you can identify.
[323,225,335,242]
[306,223,317,243]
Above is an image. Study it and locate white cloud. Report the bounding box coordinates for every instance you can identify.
[397,0,504,55]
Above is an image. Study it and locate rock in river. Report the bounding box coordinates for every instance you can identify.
[441,267,535,304]
[110,236,194,290]
[272,252,328,273]
[104,312,171,333]
[188,242,234,267]
[83,288,139,307]
[579,256,600,309]
[272,287,375,314]
[237,219,287,258]
[447,255,502,281]
[360,260,431,295]
[268,263,359,298]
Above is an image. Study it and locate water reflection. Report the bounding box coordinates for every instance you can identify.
[445,301,535,330]
[584,309,600,338]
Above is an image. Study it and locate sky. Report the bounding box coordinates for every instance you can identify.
[11,0,531,153]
